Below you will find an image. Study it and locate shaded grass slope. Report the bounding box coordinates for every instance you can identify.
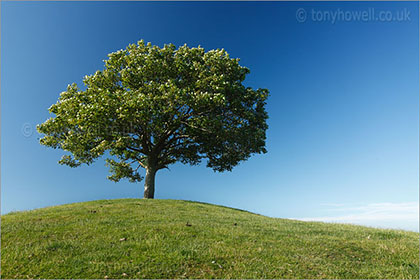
[2,199,419,279]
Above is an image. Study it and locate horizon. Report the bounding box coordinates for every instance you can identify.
[4,197,419,233]
[1,1,419,232]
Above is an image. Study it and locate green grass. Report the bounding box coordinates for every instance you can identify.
[2,199,419,279]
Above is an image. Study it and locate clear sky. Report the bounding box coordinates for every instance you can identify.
[2,1,418,231]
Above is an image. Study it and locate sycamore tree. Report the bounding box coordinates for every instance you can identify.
[37,40,269,198]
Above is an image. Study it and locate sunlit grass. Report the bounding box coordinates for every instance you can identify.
[2,199,418,279]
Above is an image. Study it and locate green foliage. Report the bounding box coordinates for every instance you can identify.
[2,199,419,279]
[37,40,269,182]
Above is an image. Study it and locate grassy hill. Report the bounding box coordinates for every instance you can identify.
[2,199,419,279]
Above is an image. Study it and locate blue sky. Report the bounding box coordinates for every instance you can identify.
[2,1,418,231]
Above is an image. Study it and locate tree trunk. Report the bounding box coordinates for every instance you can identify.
[143,166,157,199]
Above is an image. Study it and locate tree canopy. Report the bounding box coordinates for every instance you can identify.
[37,40,269,198]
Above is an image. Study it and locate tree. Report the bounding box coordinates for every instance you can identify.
[37,40,269,198]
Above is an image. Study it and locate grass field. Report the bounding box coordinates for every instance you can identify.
[2,199,419,279]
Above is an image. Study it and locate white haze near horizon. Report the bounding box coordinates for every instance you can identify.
[293,202,419,232]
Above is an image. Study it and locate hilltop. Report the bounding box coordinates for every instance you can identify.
[2,199,418,279]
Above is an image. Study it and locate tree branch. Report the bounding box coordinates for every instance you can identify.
[127,146,145,153]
